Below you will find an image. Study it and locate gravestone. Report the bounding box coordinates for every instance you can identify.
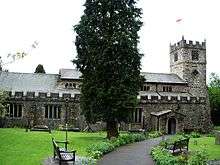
[215,131,220,145]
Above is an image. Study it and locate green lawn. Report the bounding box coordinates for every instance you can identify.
[0,128,106,165]
[189,136,220,160]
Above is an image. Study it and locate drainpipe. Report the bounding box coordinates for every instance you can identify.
[157,116,160,131]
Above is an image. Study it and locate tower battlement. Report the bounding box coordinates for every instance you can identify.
[170,36,206,53]
[169,36,207,97]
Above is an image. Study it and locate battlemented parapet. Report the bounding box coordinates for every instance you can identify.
[140,95,206,104]
[9,91,79,101]
[170,36,206,53]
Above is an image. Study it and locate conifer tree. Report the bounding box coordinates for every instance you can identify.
[34,64,46,73]
[73,0,143,138]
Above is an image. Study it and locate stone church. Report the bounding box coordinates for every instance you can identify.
[0,37,212,134]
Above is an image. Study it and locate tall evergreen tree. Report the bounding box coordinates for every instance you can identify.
[34,64,46,73]
[73,0,143,138]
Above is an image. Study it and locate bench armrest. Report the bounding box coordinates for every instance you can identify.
[60,150,76,154]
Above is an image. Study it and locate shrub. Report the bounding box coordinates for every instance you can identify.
[86,142,115,157]
[151,146,178,165]
[152,143,209,165]
[148,131,163,138]
[188,149,208,165]
[177,152,188,165]
[190,132,201,138]
[205,131,215,137]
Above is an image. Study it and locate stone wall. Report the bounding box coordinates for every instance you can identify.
[140,96,212,133]
[3,84,212,134]
[4,92,83,129]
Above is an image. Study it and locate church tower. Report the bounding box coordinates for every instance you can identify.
[170,36,207,97]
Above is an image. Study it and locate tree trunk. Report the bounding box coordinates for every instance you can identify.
[106,120,119,139]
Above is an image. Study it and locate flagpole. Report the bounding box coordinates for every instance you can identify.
[176,18,183,40]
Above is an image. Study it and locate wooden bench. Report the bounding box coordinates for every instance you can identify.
[30,125,51,133]
[52,138,76,165]
[166,138,190,154]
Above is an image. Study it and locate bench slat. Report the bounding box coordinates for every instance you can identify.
[52,138,76,163]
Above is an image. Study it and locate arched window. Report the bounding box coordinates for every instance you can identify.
[174,53,178,62]
[72,83,76,88]
[65,83,68,88]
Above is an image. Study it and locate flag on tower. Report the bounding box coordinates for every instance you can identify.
[176,18,182,23]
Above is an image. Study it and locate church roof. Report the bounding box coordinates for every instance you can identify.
[0,69,186,93]
[59,68,82,80]
[150,110,172,117]
[141,72,186,84]
[0,71,80,94]
[59,69,186,84]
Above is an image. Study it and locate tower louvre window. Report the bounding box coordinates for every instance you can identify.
[174,53,178,62]
[192,50,199,61]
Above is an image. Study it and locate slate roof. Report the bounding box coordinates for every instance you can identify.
[141,72,186,84]
[59,69,82,80]
[59,69,186,84]
[0,71,80,94]
[0,69,186,94]
[150,110,172,117]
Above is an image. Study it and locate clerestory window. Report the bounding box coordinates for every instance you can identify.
[142,85,150,91]
[163,86,172,92]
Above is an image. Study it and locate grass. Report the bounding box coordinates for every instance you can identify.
[0,128,106,165]
[189,136,220,160]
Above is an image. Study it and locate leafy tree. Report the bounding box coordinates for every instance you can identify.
[73,0,143,138]
[208,73,220,125]
[0,56,2,71]
[0,91,9,127]
[0,91,8,117]
[34,64,46,73]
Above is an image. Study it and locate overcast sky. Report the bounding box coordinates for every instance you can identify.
[0,0,219,78]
